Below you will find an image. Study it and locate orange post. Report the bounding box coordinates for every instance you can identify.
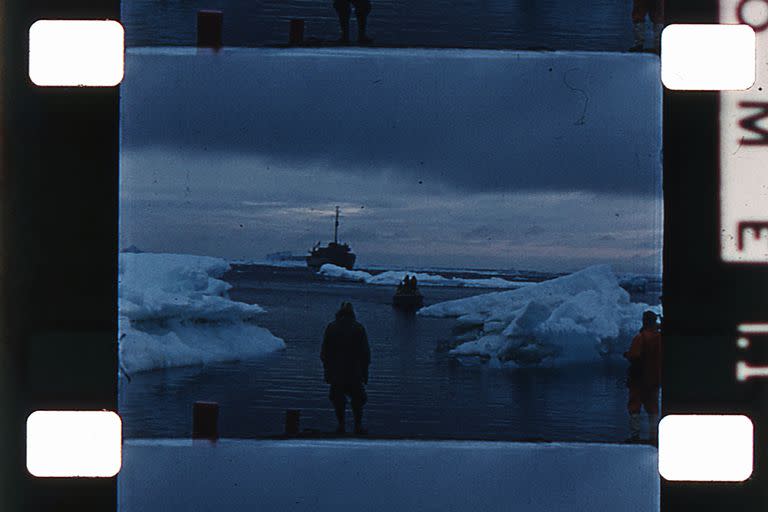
[289,19,305,45]
[285,409,301,435]
[193,401,219,439]
[197,10,223,48]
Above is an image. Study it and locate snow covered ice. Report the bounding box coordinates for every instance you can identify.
[419,265,660,366]
[618,274,649,292]
[319,263,534,289]
[119,253,285,374]
[119,439,659,512]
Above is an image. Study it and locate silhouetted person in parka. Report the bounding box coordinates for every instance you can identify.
[334,0,373,44]
[321,302,371,434]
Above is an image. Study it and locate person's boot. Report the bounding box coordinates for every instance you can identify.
[356,14,373,44]
[337,14,351,44]
[648,414,659,447]
[352,406,367,435]
[334,404,346,434]
[650,23,663,54]
[629,22,645,52]
[625,413,642,443]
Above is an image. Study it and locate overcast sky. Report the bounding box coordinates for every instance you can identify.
[121,48,662,274]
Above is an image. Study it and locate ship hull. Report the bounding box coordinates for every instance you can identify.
[306,251,356,270]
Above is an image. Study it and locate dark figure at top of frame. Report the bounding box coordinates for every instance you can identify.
[624,310,662,445]
[629,0,664,53]
[321,302,371,434]
[334,0,373,45]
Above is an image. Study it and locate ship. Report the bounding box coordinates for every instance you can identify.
[266,251,306,263]
[306,206,357,270]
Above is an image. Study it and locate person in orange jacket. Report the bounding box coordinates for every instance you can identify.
[624,310,662,444]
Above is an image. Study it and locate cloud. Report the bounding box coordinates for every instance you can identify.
[241,201,288,207]
[122,50,662,197]
[462,225,507,241]
[120,149,662,274]
[524,225,546,236]
[119,49,663,274]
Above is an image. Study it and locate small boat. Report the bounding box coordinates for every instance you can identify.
[392,275,423,311]
[392,291,424,311]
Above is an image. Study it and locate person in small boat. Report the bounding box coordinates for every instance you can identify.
[321,302,371,434]
[410,275,418,290]
[624,310,662,444]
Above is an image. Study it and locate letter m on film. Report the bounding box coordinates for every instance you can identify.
[739,102,768,145]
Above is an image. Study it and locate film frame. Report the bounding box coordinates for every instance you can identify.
[3,0,767,510]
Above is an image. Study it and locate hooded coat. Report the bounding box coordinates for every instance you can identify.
[321,306,371,386]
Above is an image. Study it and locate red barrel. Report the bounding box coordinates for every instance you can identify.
[289,19,305,45]
[285,409,301,435]
[197,10,223,48]
[193,401,219,439]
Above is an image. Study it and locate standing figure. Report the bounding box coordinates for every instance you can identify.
[630,0,664,52]
[334,0,373,44]
[321,302,371,434]
[624,310,662,444]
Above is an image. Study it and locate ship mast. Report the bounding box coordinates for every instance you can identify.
[334,206,339,244]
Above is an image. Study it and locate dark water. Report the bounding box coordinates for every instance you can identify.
[119,265,660,442]
[123,0,639,51]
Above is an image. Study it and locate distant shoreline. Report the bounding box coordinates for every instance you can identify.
[230,259,661,284]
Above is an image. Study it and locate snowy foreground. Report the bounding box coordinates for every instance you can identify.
[420,265,660,366]
[319,263,534,289]
[119,439,659,512]
[119,253,285,374]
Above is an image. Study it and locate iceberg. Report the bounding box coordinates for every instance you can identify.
[119,253,285,375]
[618,274,650,293]
[318,264,533,289]
[419,265,660,366]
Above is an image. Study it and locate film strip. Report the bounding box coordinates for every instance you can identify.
[4,0,767,510]
[721,0,768,262]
